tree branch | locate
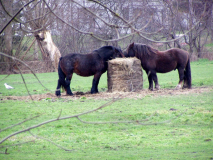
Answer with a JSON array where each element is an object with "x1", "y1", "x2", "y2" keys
[
  {"x1": 0, "y1": 140, "x2": 35, "y2": 149},
  {"x1": 0, "y1": 115, "x2": 40, "y2": 133},
  {"x1": 28, "y1": 131, "x2": 72, "y2": 151},
  {"x1": 0, "y1": 95, "x2": 121, "y2": 144},
  {"x1": 76, "y1": 110, "x2": 185, "y2": 125},
  {"x1": 0, "y1": 52, "x2": 51, "y2": 92},
  {"x1": 0, "y1": 0, "x2": 36, "y2": 34}
]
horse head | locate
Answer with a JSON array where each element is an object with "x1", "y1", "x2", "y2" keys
[
  {"x1": 97, "y1": 46, "x2": 124, "y2": 60},
  {"x1": 127, "y1": 43, "x2": 157, "y2": 59},
  {"x1": 126, "y1": 42, "x2": 136, "y2": 57},
  {"x1": 123, "y1": 51, "x2": 128, "y2": 57},
  {"x1": 113, "y1": 47, "x2": 125, "y2": 59}
]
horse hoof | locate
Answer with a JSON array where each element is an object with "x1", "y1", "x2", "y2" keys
[
  {"x1": 182, "y1": 84, "x2": 188, "y2": 89},
  {"x1": 175, "y1": 84, "x2": 181, "y2": 90},
  {"x1": 66, "y1": 90, "x2": 73, "y2": 96},
  {"x1": 67, "y1": 93, "x2": 73, "y2": 96},
  {"x1": 155, "y1": 85, "x2": 160, "y2": 90},
  {"x1": 91, "y1": 91, "x2": 98, "y2": 94},
  {"x1": 55, "y1": 91, "x2": 61, "y2": 96}
]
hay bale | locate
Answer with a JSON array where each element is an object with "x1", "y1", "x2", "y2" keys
[{"x1": 107, "y1": 57, "x2": 143, "y2": 92}]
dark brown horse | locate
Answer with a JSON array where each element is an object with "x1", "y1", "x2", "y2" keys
[
  {"x1": 125, "y1": 43, "x2": 191, "y2": 90},
  {"x1": 55, "y1": 46, "x2": 124, "y2": 96}
]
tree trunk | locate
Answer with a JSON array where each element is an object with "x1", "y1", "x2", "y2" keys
[
  {"x1": 34, "y1": 40, "x2": 39, "y2": 60},
  {"x1": 3, "y1": 0, "x2": 13, "y2": 71},
  {"x1": 188, "y1": 0, "x2": 194, "y2": 55}
]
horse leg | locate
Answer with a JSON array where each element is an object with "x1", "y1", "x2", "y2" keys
[
  {"x1": 183, "y1": 71, "x2": 188, "y2": 88},
  {"x1": 91, "y1": 72, "x2": 102, "y2": 94},
  {"x1": 152, "y1": 72, "x2": 160, "y2": 90},
  {"x1": 146, "y1": 71, "x2": 154, "y2": 90},
  {"x1": 175, "y1": 68, "x2": 184, "y2": 89},
  {"x1": 183, "y1": 59, "x2": 192, "y2": 89},
  {"x1": 56, "y1": 62, "x2": 66, "y2": 96},
  {"x1": 56, "y1": 79, "x2": 62, "y2": 96},
  {"x1": 65, "y1": 73, "x2": 73, "y2": 95}
]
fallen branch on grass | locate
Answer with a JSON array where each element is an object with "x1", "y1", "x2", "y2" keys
[
  {"x1": 0, "y1": 54, "x2": 186, "y2": 152},
  {"x1": 0, "y1": 115, "x2": 40, "y2": 133},
  {"x1": 75, "y1": 110, "x2": 185, "y2": 125},
  {"x1": 28, "y1": 131, "x2": 72, "y2": 151},
  {"x1": 0, "y1": 95, "x2": 186, "y2": 145},
  {"x1": 0, "y1": 140, "x2": 35, "y2": 149},
  {"x1": 0, "y1": 140, "x2": 35, "y2": 154}
]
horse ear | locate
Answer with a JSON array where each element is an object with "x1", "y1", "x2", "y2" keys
[{"x1": 130, "y1": 42, "x2": 134, "y2": 48}]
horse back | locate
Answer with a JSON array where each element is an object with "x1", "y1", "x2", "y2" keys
[
  {"x1": 154, "y1": 48, "x2": 189, "y2": 73},
  {"x1": 60, "y1": 53, "x2": 106, "y2": 77}
]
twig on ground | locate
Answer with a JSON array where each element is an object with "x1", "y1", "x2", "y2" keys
[
  {"x1": 0, "y1": 115, "x2": 40, "y2": 132},
  {"x1": 75, "y1": 110, "x2": 184, "y2": 125},
  {"x1": 0, "y1": 140, "x2": 35, "y2": 149},
  {"x1": 28, "y1": 131, "x2": 72, "y2": 151}
]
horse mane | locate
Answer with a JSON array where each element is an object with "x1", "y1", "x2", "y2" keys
[
  {"x1": 133, "y1": 44, "x2": 157, "y2": 59},
  {"x1": 95, "y1": 46, "x2": 122, "y2": 59},
  {"x1": 95, "y1": 46, "x2": 114, "y2": 53}
]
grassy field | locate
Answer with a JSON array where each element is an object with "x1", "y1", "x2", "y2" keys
[{"x1": 0, "y1": 59, "x2": 213, "y2": 159}]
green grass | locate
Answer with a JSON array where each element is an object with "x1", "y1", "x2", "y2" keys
[
  {"x1": 0, "y1": 59, "x2": 213, "y2": 159},
  {"x1": 0, "y1": 70, "x2": 109, "y2": 96},
  {"x1": 205, "y1": 43, "x2": 213, "y2": 47},
  {"x1": 0, "y1": 59, "x2": 213, "y2": 96}
]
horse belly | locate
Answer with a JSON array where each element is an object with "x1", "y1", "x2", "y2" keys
[
  {"x1": 73, "y1": 61, "x2": 105, "y2": 77},
  {"x1": 73, "y1": 66, "x2": 94, "y2": 77},
  {"x1": 156, "y1": 61, "x2": 177, "y2": 73}
]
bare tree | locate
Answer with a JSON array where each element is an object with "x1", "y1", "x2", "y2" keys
[
  {"x1": 1, "y1": 0, "x2": 211, "y2": 73},
  {"x1": 1, "y1": 0, "x2": 210, "y2": 154},
  {"x1": 161, "y1": 0, "x2": 213, "y2": 57},
  {"x1": 0, "y1": 0, "x2": 13, "y2": 71}
]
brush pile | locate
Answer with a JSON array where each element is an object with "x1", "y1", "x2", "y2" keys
[{"x1": 107, "y1": 57, "x2": 143, "y2": 92}]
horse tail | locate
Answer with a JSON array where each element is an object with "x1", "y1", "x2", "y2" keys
[
  {"x1": 58, "y1": 57, "x2": 66, "y2": 89},
  {"x1": 56, "y1": 57, "x2": 66, "y2": 96},
  {"x1": 185, "y1": 58, "x2": 192, "y2": 89}
]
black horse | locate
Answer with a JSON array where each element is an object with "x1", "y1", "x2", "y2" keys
[
  {"x1": 126, "y1": 43, "x2": 191, "y2": 90},
  {"x1": 55, "y1": 46, "x2": 124, "y2": 96}
]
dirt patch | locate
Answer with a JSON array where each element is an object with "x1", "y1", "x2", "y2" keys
[{"x1": 2, "y1": 86, "x2": 213, "y2": 101}]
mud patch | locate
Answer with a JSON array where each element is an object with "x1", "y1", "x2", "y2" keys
[{"x1": 2, "y1": 86, "x2": 212, "y2": 101}]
